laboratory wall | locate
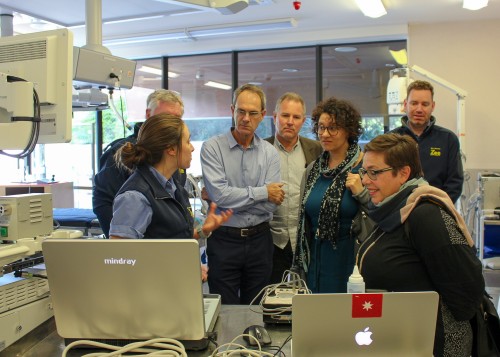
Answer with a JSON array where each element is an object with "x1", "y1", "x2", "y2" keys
[{"x1": 408, "y1": 19, "x2": 500, "y2": 172}]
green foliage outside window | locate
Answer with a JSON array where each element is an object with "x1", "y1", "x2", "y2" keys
[
  {"x1": 185, "y1": 116, "x2": 273, "y2": 142},
  {"x1": 298, "y1": 116, "x2": 385, "y2": 143},
  {"x1": 359, "y1": 116, "x2": 385, "y2": 143},
  {"x1": 71, "y1": 99, "x2": 132, "y2": 145}
]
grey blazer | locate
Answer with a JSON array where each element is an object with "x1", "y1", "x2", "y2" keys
[{"x1": 265, "y1": 135, "x2": 322, "y2": 249}]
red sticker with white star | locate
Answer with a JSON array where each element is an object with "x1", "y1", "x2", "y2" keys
[{"x1": 352, "y1": 294, "x2": 383, "y2": 318}]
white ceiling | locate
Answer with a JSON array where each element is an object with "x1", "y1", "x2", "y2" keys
[
  {"x1": 1, "y1": 0, "x2": 498, "y2": 98},
  {"x1": 1, "y1": 0, "x2": 499, "y2": 60}
]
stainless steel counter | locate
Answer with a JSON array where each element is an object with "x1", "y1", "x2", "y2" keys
[{"x1": 0, "y1": 306, "x2": 292, "y2": 356}]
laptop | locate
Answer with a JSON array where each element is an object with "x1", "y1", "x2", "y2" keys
[
  {"x1": 291, "y1": 291, "x2": 439, "y2": 357},
  {"x1": 42, "y1": 238, "x2": 221, "y2": 350}
]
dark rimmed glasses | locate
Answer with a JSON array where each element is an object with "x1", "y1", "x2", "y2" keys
[
  {"x1": 317, "y1": 124, "x2": 340, "y2": 135},
  {"x1": 358, "y1": 167, "x2": 393, "y2": 181}
]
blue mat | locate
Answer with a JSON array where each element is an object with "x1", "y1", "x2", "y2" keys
[{"x1": 53, "y1": 208, "x2": 100, "y2": 229}]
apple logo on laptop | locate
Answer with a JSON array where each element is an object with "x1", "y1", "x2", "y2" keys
[{"x1": 355, "y1": 327, "x2": 373, "y2": 346}]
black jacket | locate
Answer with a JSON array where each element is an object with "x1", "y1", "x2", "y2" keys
[{"x1": 359, "y1": 202, "x2": 484, "y2": 356}]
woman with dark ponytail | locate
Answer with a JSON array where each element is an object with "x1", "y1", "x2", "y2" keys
[{"x1": 109, "y1": 113, "x2": 232, "y2": 247}]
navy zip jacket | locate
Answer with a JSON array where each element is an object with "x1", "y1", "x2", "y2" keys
[
  {"x1": 391, "y1": 116, "x2": 463, "y2": 203},
  {"x1": 116, "y1": 165, "x2": 194, "y2": 239}
]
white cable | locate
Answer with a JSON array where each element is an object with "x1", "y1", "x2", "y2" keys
[
  {"x1": 249, "y1": 270, "x2": 311, "y2": 316},
  {"x1": 61, "y1": 338, "x2": 188, "y2": 357},
  {"x1": 465, "y1": 190, "x2": 481, "y2": 233},
  {"x1": 210, "y1": 334, "x2": 275, "y2": 357},
  {"x1": 108, "y1": 89, "x2": 132, "y2": 130}
]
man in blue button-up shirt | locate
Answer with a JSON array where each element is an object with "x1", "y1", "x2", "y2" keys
[{"x1": 201, "y1": 84, "x2": 285, "y2": 304}]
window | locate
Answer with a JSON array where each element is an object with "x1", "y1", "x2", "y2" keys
[
  {"x1": 128, "y1": 58, "x2": 163, "y2": 125},
  {"x1": 322, "y1": 41, "x2": 406, "y2": 141},
  {"x1": 0, "y1": 156, "x2": 25, "y2": 183},
  {"x1": 238, "y1": 47, "x2": 317, "y2": 139},
  {"x1": 43, "y1": 111, "x2": 97, "y2": 208},
  {"x1": 123, "y1": 42, "x2": 407, "y2": 176},
  {"x1": 0, "y1": 40, "x2": 406, "y2": 210},
  {"x1": 168, "y1": 53, "x2": 233, "y2": 176}
]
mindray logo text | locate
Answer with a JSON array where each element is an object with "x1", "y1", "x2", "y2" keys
[{"x1": 104, "y1": 258, "x2": 136, "y2": 266}]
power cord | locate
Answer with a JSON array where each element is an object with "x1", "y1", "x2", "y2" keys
[
  {"x1": 272, "y1": 334, "x2": 292, "y2": 357},
  {"x1": 208, "y1": 334, "x2": 219, "y2": 349},
  {"x1": 0, "y1": 75, "x2": 41, "y2": 158},
  {"x1": 108, "y1": 87, "x2": 132, "y2": 132},
  {"x1": 249, "y1": 270, "x2": 311, "y2": 318},
  {"x1": 61, "y1": 338, "x2": 188, "y2": 356},
  {"x1": 210, "y1": 334, "x2": 275, "y2": 356}
]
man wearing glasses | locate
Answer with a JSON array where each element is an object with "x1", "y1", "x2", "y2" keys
[{"x1": 200, "y1": 84, "x2": 284, "y2": 304}]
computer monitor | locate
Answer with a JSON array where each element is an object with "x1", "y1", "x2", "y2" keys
[{"x1": 0, "y1": 28, "x2": 73, "y2": 150}]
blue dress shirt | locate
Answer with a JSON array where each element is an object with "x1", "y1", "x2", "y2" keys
[{"x1": 200, "y1": 129, "x2": 281, "y2": 228}]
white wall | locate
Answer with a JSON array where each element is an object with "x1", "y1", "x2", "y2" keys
[{"x1": 408, "y1": 19, "x2": 500, "y2": 171}]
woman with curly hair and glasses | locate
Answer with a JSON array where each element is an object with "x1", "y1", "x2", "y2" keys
[{"x1": 293, "y1": 97, "x2": 365, "y2": 293}]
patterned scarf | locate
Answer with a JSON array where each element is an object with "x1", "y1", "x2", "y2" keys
[
  {"x1": 366, "y1": 179, "x2": 473, "y2": 247},
  {"x1": 294, "y1": 143, "x2": 361, "y2": 272}
]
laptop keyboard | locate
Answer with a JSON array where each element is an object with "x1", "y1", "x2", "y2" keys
[{"x1": 202, "y1": 297, "x2": 220, "y2": 332}]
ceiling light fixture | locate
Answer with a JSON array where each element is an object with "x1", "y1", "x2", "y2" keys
[
  {"x1": 463, "y1": 0, "x2": 488, "y2": 10},
  {"x1": 138, "y1": 65, "x2": 179, "y2": 78},
  {"x1": 354, "y1": 0, "x2": 387, "y2": 18},
  {"x1": 141, "y1": 77, "x2": 162, "y2": 81},
  {"x1": 138, "y1": 66, "x2": 162, "y2": 75},
  {"x1": 104, "y1": 18, "x2": 297, "y2": 46},
  {"x1": 335, "y1": 46, "x2": 358, "y2": 53},
  {"x1": 204, "y1": 81, "x2": 232, "y2": 90}
]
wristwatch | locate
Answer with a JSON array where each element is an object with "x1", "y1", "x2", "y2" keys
[{"x1": 196, "y1": 226, "x2": 212, "y2": 240}]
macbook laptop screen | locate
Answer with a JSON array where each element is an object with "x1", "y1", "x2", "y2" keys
[{"x1": 292, "y1": 291, "x2": 439, "y2": 357}]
